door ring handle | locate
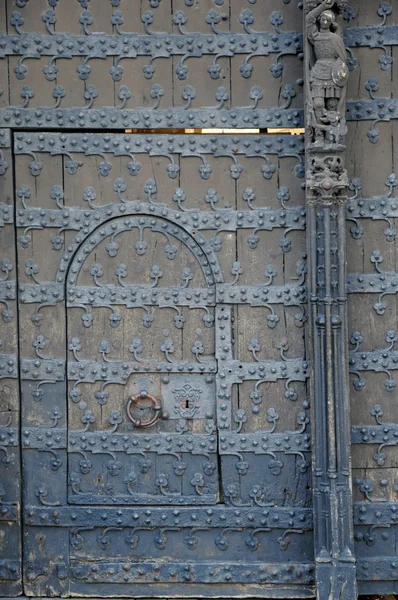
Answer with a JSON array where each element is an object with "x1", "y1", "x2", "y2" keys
[{"x1": 126, "y1": 390, "x2": 167, "y2": 428}]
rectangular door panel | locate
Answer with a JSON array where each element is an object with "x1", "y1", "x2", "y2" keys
[
  {"x1": 15, "y1": 130, "x2": 312, "y2": 597},
  {"x1": 1, "y1": 1, "x2": 304, "y2": 131}
]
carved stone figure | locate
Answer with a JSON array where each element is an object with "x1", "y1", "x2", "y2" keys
[
  {"x1": 318, "y1": 108, "x2": 347, "y2": 145},
  {"x1": 306, "y1": 0, "x2": 349, "y2": 147}
]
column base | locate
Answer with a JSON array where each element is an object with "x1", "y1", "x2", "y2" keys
[{"x1": 316, "y1": 560, "x2": 357, "y2": 600}]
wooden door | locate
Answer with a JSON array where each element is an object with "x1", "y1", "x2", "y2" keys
[
  {"x1": 12, "y1": 125, "x2": 311, "y2": 596},
  {"x1": 2, "y1": 1, "x2": 397, "y2": 599},
  {"x1": 344, "y1": 1, "x2": 398, "y2": 595},
  {"x1": 0, "y1": 0, "x2": 315, "y2": 597}
]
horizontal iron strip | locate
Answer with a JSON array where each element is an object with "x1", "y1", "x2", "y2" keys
[
  {"x1": 22, "y1": 503, "x2": 398, "y2": 528},
  {"x1": 13, "y1": 131, "x2": 305, "y2": 156},
  {"x1": 1, "y1": 108, "x2": 303, "y2": 131},
  {"x1": 17, "y1": 282, "x2": 307, "y2": 307},
  {"x1": 19, "y1": 427, "x2": 309, "y2": 453},
  {"x1": 1, "y1": 26, "x2": 396, "y2": 58},
  {"x1": 69, "y1": 560, "x2": 314, "y2": 585},
  {"x1": 3, "y1": 98, "x2": 397, "y2": 131},
  {"x1": 12, "y1": 424, "x2": 398, "y2": 450},
  {"x1": 0, "y1": 31, "x2": 302, "y2": 58},
  {"x1": 23, "y1": 505, "x2": 312, "y2": 528},
  {"x1": 15, "y1": 206, "x2": 306, "y2": 236}
]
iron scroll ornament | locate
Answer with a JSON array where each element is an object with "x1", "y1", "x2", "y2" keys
[{"x1": 126, "y1": 390, "x2": 169, "y2": 429}]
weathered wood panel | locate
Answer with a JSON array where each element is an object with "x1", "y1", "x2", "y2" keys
[
  {"x1": 0, "y1": 0, "x2": 304, "y2": 130},
  {"x1": 345, "y1": 2, "x2": 398, "y2": 596},
  {"x1": 0, "y1": 129, "x2": 21, "y2": 596}
]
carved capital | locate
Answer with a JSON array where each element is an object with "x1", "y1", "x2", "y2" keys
[{"x1": 306, "y1": 153, "x2": 349, "y2": 204}]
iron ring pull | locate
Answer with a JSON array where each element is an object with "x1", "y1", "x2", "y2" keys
[{"x1": 126, "y1": 390, "x2": 162, "y2": 429}]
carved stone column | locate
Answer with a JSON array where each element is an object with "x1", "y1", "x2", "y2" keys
[{"x1": 304, "y1": 1, "x2": 357, "y2": 598}]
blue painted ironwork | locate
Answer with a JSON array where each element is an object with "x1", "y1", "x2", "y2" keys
[
  {"x1": 0, "y1": 0, "x2": 397, "y2": 598},
  {"x1": 11, "y1": 122, "x2": 311, "y2": 594}
]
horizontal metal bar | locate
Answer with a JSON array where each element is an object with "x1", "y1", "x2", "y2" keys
[
  {"x1": 4, "y1": 98, "x2": 398, "y2": 131},
  {"x1": 357, "y1": 557, "x2": 398, "y2": 581},
  {"x1": 354, "y1": 502, "x2": 398, "y2": 526},
  {"x1": 0, "y1": 354, "x2": 18, "y2": 380},
  {"x1": 219, "y1": 431, "x2": 310, "y2": 454},
  {"x1": 0, "y1": 426, "x2": 18, "y2": 446},
  {"x1": 23, "y1": 505, "x2": 312, "y2": 528},
  {"x1": 20, "y1": 357, "x2": 64, "y2": 382},
  {"x1": 6, "y1": 100, "x2": 398, "y2": 129},
  {"x1": 69, "y1": 560, "x2": 314, "y2": 585},
  {"x1": 1, "y1": 26, "x2": 396, "y2": 60},
  {"x1": 349, "y1": 348, "x2": 398, "y2": 373},
  {"x1": 68, "y1": 430, "x2": 217, "y2": 454},
  {"x1": 346, "y1": 98, "x2": 398, "y2": 123},
  {"x1": 22, "y1": 503, "x2": 398, "y2": 528},
  {"x1": 15, "y1": 206, "x2": 306, "y2": 235},
  {"x1": 4, "y1": 100, "x2": 398, "y2": 131},
  {"x1": 13, "y1": 132, "x2": 304, "y2": 156},
  {"x1": 347, "y1": 194, "x2": 398, "y2": 219},
  {"x1": 347, "y1": 272, "x2": 398, "y2": 294},
  {"x1": 19, "y1": 282, "x2": 306, "y2": 308},
  {"x1": 0, "y1": 204, "x2": 13, "y2": 227},
  {"x1": 68, "y1": 358, "x2": 217, "y2": 381},
  {"x1": 0, "y1": 281, "x2": 16, "y2": 304},
  {"x1": 1, "y1": 107, "x2": 304, "y2": 131},
  {"x1": 0, "y1": 31, "x2": 302, "y2": 58},
  {"x1": 68, "y1": 492, "x2": 219, "y2": 506},
  {"x1": 21, "y1": 427, "x2": 66, "y2": 449},
  {"x1": 221, "y1": 358, "x2": 309, "y2": 384},
  {"x1": 0, "y1": 504, "x2": 19, "y2": 523},
  {"x1": 21, "y1": 423, "x2": 397, "y2": 451},
  {"x1": 351, "y1": 424, "x2": 398, "y2": 445},
  {"x1": 19, "y1": 282, "x2": 64, "y2": 304},
  {"x1": 18, "y1": 356, "x2": 308, "y2": 383},
  {"x1": 216, "y1": 284, "x2": 306, "y2": 306},
  {"x1": 67, "y1": 286, "x2": 211, "y2": 308},
  {"x1": 22, "y1": 427, "x2": 311, "y2": 453},
  {"x1": 345, "y1": 25, "x2": 398, "y2": 48}
]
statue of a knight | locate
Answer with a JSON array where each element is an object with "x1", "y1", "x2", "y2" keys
[{"x1": 306, "y1": 0, "x2": 349, "y2": 146}]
